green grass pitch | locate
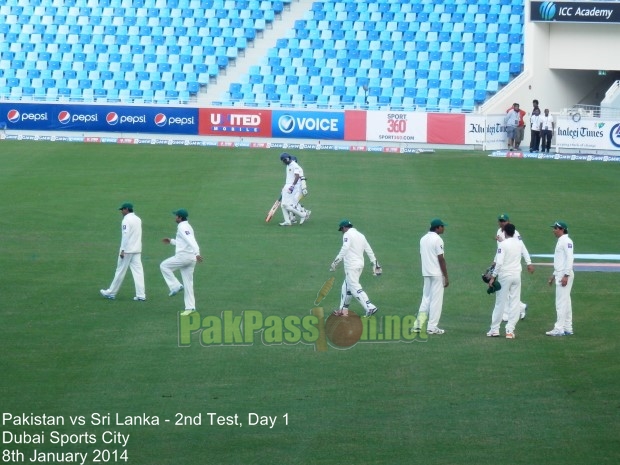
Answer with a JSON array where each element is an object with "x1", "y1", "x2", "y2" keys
[{"x1": 1, "y1": 140, "x2": 619, "y2": 465}]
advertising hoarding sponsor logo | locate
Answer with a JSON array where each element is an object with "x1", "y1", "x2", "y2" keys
[
  {"x1": 199, "y1": 109, "x2": 270, "y2": 137},
  {"x1": 7, "y1": 109, "x2": 48, "y2": 123},
  {"x1": 609, "y1": 123, "x2": 620, "y2": 148},
  {"x1": 366, "y1": 111, "x2": 427, "y2": 143},
  {"x1": 272, "y1": 111, "x2": 344, "y2": 140}
]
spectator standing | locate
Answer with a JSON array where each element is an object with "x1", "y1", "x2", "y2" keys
[{"x1": 540, "y1": 109, "x2": 555, "y2": 153}]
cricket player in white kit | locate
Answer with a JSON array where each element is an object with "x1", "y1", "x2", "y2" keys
[
  {"x1": 330, "y1": 220, "x2": 380, "y2": 317},
  {"x1": 100, "y1": 202, "x2": 145, "y2": 301},
  {"x1": 546, "y1": 221, "x2": 574, "y2": 336},
  {"x1": 279, "y1": 153, "x2": 311, "y2": 226},
  {"x1": 160, "y1": 209, "x2": 203, "y2": 316},
  {"x1": 413, "y1": 219, "x2": 449, "y2": 335},
  {"x1": 493, "y1": 214, "x2": 534, "y2": 320},
  {"x1": 487, "y1": 223, "x2": 533, "y2": 338}
]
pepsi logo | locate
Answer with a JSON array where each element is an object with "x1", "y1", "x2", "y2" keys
[
  {"x1": 106, "y1": 112, "x2": 119, "y2": 125},
  {"x1": 58, "y1": 111, "x2": 71, "y2": 124},
  {"x1": 154, "y1": 113, "x2": 167, "y2": 127},
  {"x1": 7, "y1": 109, "x2": 20, "y2": 123}
]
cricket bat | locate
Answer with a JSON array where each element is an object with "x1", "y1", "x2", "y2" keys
[
  {"x1": 265, "y1": 195, "x2": 282, "y2": 222},
  {"x1": 314, "y1": 276, "x2": 335, "y2": 306}
]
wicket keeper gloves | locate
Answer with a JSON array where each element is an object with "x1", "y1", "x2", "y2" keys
[
  {"x1": 329, "y1": 258, "x2": 342, "y2": 272},
  {"x1": 373, "y1": 261, "x2": 383, "y2": 276},
  {"x1": 481, "y1": 265, "x2": 495, "y2": 283}
]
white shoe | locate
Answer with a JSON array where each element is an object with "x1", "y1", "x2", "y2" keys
[
  {"x1": 169, "y1": 285, "x2": 183, "y2": 297},
  {"x1": 100, "y1": 289, "x2": 115, "y2": 300},
  {"x1": 546, "y1": 329, "x2": 565, "y2": 336},
  {"x1": 300, "y1": 210, "x2": 311, "y2": 224},
  {"x1": 133, "y1": 296, "x2": 146, "y2": 301},
  {"x1": 486, "y1": 330, "x2": 500, "y2": 337},
  {"x1": 180, "y1": 309, "x2": 195, "y2": 316},
  {"x1": 506, "y1": 332, "x2": 515, "y2": 339},
  {"x1": 427, "y1": 327, "x2": 445, "y2": 335},
  {"x1": 279, "y1": 221, "x2": 292, "y2": 226},
  {"x1": 364, "y1": 306, "x2": 378, "y2": 317}
]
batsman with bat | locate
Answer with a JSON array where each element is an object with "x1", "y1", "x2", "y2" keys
[
  {"x1": 329, "y1": 219, "x2": 381, "y2": 318},
  {"x1": 278, "y1": 153, "x2": 311, "y2": 226}
]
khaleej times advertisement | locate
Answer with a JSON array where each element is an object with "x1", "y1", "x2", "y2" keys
[
  {"x1": 465, "y1": 114, "x2": 507, "y2": 149},
  {"x1": 556, "y1": 116, "x2": 620, "y2": 150},
  {"x1": 365, "y1": 111, "x2": 427, "y2": 143}
]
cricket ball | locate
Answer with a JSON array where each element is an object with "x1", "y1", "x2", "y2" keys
[{"x1": 325, "y1": 311, "x2": 363, "y2": 348}]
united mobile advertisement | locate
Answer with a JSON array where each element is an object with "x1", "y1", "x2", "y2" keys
[
  {"x1": 556, "y1": 117, "x2": 620, "y2": 150},
  {"x1": 0, "y1": 103, "x2": 198, "y2": 134},
  {"x1": 198, "y1": 108, "x2": 272, "y2": 137},
  {"x1": 271, "y1": 110, "x2": 345, "y2": 140},
  {"x1": 365, "y1": 111, "x2": 427, "y2": 143}
]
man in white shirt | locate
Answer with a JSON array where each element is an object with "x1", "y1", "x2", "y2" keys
[
  {"x1": 279, "y1": 153, "x2": 311, "y2": 226},
  {"x1": 100, "y1": 202, "x2": 145, "y2": 301},
  {"x1": 492, "y1": 213, "x2": 534, "y2": 320},
  {"x1": 330, "y1": 219, "x2": 379, "y2": 317},
  {"x1": 413, "y1": 218, "x2": 449, "y2": 335},
  {"x1": 160, "y1": 209, "x2": 203, "y2": 316},
  {"x1": 546, "y1": 221, "x2": 574, "y2": 336},
  {"x1": 529, "y1": 108, "x2": 542, "y2": 152},
  {"x1": 540, "y1": 109, "x2": 555, "y2": 153},
  {"x1": 487, "y1": 223, "x2": 534, "y2": 339}
]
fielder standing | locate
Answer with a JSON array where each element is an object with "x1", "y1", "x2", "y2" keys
[
  {"x1": 100, "y1": 202, "x2": 145, "y2": 301},
  {"x1": 546, "y1": 221, "x2": 574, "y2": 336},
  {"x1": 330, "y1": 219, "x2": 380, "y2": 317},
  {"x1": 486, "y1": 224, "x2": 532, "y2": 339},
  {"x1": 160, "y1": 209, "x2": 203, "y2": 316},
  {"x1": 413, "y1": 218, "x2": 449, "y2": 335},
  {"x1": 492, "y1": 214, "x2": 534, "y2": 320},
  {"x1": 279, "y1": 153, "x2": 311, "y2": 226}
]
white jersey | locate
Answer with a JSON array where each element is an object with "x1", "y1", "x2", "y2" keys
[
  {"x1": 420, "y1": 231, "x2": 444, "y2": 277},
  {"x1": 494, "y1": 236, "x2": 528, "y2": 277},
  {"x1": 494, "y1": 227, "x2": 531, "y2": 265},
  {"x1": 553, "y1": 234, "x2": 574, "y2": 277},
  {"x1": 284, "y1": 160, "x2": 302, "y2": 186},
  {"x1": 540, "y1": 114, "x2": 554, "y2": 131},
  {"x1": 120, "y1": 212, "x2": 142, "y2": 253},
  {"x1": 171, "y1": 221, "x2": 201, "y2": 257},
  {"x1": 530, "y1": 114, "x2": 541, "y2": 131},
  {"x1": 335, "y1": 228, "x2": 376, "y2": 268}
]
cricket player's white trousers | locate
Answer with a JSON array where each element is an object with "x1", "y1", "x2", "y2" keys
[
  {"x1": 340, "y1": 266, "x2": 374, "y2": 312},
  {"x1": 108, "y1": 253, "x2": 145, "y2": 298},
  {"x1": 553, "y1": 275, "x2": 573, "y2": 332},
  {"x1": 417, "y1": 276, "x2": 444, "y2": 330},
  {"x1": 160, "y1": 254, "x2": 197, "y2": 310},
  {"x1": 490, "y1": 272, "x2": 521, "y2": 334}
]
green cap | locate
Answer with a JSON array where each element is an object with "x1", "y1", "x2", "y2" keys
[
  {"x1": 551, "y1": 221, "x2": 568, "y2": 230},
  {"x1": 173, "y1": 208, "x2": 189, "y2": 218},
  {"x1": 430, "y1": 218, "x2": 447, "y2": 228},
  {"x1": 498, "y1": 213, "x2": 509, "y2": 221},
  {"x1": 119, "y1": 202, "x2": 133, "y2": 210},
  {"x1": 338, "y1": 219, "x2": 353, "y2": 231}
]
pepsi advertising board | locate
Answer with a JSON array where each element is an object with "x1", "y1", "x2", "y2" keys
[
  {"x1": 1, "y1": 104, "x2": 198, "y2": 134},
  {"x1": 271, "y1": 110, "x2": 345, "y2": 140}
]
